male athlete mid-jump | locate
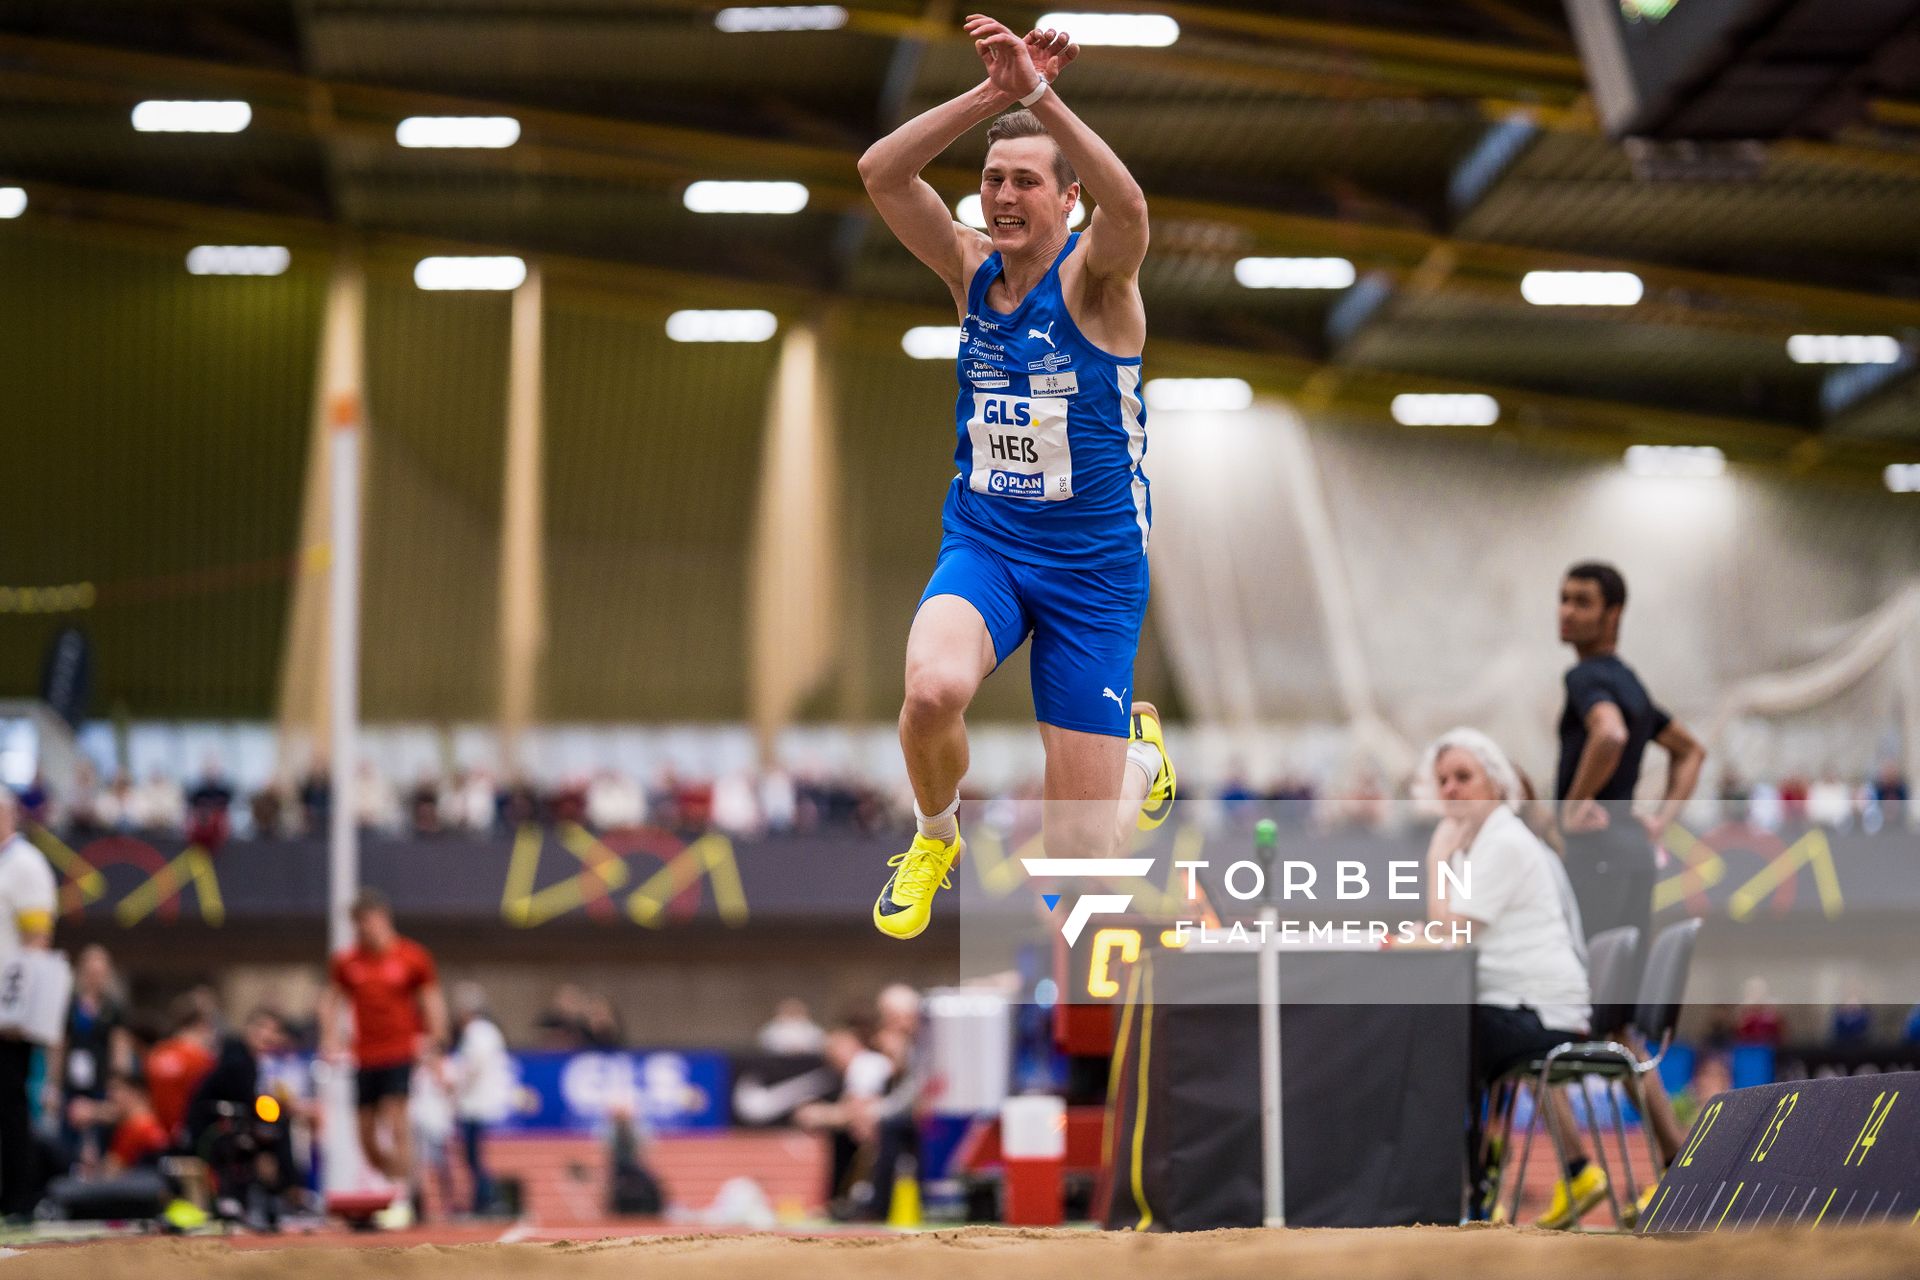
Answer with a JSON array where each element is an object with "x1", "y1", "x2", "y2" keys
[{"x1": 858, "y1": 15, "x2": 1173, "y2": 938}]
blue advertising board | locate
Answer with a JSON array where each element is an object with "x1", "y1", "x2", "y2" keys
[{"x1": 499, "y1": 1050, "x2": 730, "y2": 1134}]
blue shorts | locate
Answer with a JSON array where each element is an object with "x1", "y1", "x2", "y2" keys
[{"x1": 918, "y1": 535, "x2": 1148, "y2": 737}]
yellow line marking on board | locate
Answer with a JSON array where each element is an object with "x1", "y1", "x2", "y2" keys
[
  {"x1": 1642, "y1": 1184, "x2": 1671, "y2": 1230},
  {"x1": 1715, "y1": 1183, "x2": 1744, "y2": 1231}
]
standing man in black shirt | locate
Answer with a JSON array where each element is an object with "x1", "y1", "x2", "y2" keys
[{"x1": 1555, "y1": 562, "x2": 1706, "y2": 993}]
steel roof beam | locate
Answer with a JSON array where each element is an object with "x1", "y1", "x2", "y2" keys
[
  {"x1": 6, "y1": 30, "x2": 1917, "y2": 333},
  {"x1": 15, "y1": 176, "x2": 1913, "y2": 478}
]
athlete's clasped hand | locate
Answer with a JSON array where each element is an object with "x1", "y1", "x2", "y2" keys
[
  {"x1": 1024, "y1": 24, "x2": 1080, "y2": 85},
  {"x1": 965, "y1": 14, "x2": 1079, "y2": 98}
]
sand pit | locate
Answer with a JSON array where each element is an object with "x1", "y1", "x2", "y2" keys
[{"x1": 8, "y1": 1225, "x2": 1920, "y2": 1280}]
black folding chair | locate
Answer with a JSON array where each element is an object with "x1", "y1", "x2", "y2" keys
[
  {"x1": 1493, "y1": 917, "x2": 1703, "y2": 1229},
  {"x1": 1481, "y1": 925, "x2": 1638, "y2": 1221}
]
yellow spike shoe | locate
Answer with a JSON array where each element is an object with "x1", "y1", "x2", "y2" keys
[
  {"x1": 1132, "y1": 701, "x2": 1177, "y2": 831},
  {"x1": 1536, "y1": 1163, "x2": 1608, "y2": 1230},
  {"x1": 1620, "y1": 1180, "x2": 1658, "y2": 1229},
  {"x1": 873, "y1": 831, "x2": 962, "y2": 940}
]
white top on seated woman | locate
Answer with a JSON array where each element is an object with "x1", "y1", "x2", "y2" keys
[{"x1": 1421, "y1": 727, "x2": 1591, "y2": 1037}]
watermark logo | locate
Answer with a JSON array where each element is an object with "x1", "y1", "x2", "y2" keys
[
  {"x1": 1021, "y1": 857, "x2": 1154, "y2": 945},
  {"x1": 1020, "y1": 850, "x2": 1477, "y2": 949}
]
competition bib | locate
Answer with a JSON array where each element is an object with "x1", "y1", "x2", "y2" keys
[
  {"x1": 964, "y1": 392, "x2": 1072, "y2": 502},
  {"x1": 0, "y1": 950, "x2": 73, "y2": 1046}
]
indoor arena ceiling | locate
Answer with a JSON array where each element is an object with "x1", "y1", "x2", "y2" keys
[{"x1": 2, "y1": 0, "x2": 1919, "y2": 468}]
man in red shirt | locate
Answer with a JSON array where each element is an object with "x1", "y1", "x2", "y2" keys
[
  {"x1": 145, "y1": 999, "x2": 217, "y2": 1141},
  {"x1": 103, "y1": 1070, "x2": 170, "y2": 1173},
  {"x1": 320, "y1": 889, "x2": 447, "y2": 1223}
]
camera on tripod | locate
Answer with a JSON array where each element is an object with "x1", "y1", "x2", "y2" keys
[{"x1": 196, "y1": 1095, "x2": 290, "y2": 1230}]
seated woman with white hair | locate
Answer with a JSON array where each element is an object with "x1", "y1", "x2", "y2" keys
[{"x1": 1421, "y1": 727, "x2": 1606, "y2": 1229}]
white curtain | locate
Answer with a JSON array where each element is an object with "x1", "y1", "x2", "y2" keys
[{"x1": 1146, "y1": 399, "x2": 1920, "y2": 798}]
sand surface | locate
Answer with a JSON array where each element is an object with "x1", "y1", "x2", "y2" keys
[{"x1": 7, "y1": 1224, "x2": 1920, "y2": 1280}]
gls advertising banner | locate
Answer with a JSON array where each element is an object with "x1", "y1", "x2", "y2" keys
[{"x1": 499, "y1": 1050, "x2": 730, "y2": 1134}]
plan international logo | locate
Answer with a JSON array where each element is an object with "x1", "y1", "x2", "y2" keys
[{"x1": 988, "y1": 470, "x2": 1047, "y2": 498}]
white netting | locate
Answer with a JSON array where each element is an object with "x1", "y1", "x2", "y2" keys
[{"x1": 1145, "y1": 399, "x2": 1920, "y2": 806}]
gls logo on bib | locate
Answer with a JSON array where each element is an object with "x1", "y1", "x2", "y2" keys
[{"x1": 966, "y1": 392, "x2": 1072, "y2": 502}]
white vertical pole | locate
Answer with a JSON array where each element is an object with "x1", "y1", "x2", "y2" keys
[
  {"x1": 327, "y1": 412, "x2": 360, "y2": 956},
  {"x1": 1258, "y1": 904, "x2": 1284, "y2": 1227},
  {"x1": 317, "y1": 258, "x2": 373, "y2": 1204},
  {"x1": 499, "y1": 264, "x2": 546, "y2": 775}
]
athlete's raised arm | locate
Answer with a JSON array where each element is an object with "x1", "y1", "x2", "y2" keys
[
  {"x1": 965, "y1": 14, "x2": 1147, "y2": 283},
  {"x1": 857, "y1": 24, "x2": 1077, "y2": 308}
]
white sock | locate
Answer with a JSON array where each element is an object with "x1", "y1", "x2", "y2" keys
[
  {"x1": 1127, "y1": 741, "x2": 1163, "y2": 789},
  {"x1": 915, "y1": 794, "x2": 960, "y2": 843}
]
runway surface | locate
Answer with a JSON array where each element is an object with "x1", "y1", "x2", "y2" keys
[{"x1": 7, "y1": 1223, "x2": 1920, "y2": 1280}]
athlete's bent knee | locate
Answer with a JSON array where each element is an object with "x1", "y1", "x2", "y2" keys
[
  {"x1": 901, "y1": 665, "x2": 974, "y2": 729},
  {"x1": 1042, "y1": 807, "x2": 1111, "y2": 861}
]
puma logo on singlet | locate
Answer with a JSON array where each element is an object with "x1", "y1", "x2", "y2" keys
[{"x1": 1028, "y1": 321, "x2": 1057, "y2": 349}]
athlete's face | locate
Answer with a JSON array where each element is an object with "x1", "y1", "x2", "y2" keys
[
  {"x1": 1433, "y1": 747, "x2": 1501, "y2": 822},
  {"x1": 981, "y1": 138, "x2": 1075, "y2": 252},
  {"x1": 1558, "y1": 576, "x2": 1616, "y2": 647},
  {"x1": 353, "y1": 906, "x2": 396, "y2": 951},
  {"x1": 245, "y1": 1012, "x2": 287, "y2": 1056},
  {"x1": 77, "y1": 946, "x2": 112, "y2": 994}
]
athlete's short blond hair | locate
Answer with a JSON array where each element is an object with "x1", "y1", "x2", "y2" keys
[{"x1": 985, "y1": 110, "x2": 1076, "y2": 192}]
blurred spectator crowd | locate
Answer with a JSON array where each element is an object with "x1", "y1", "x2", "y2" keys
[
  {"x1": 26, "y1": 759, "x2": 899, "y2": 844},
  {"x1": 1714, "y1": 763, "x2": 1910, "y2": 835},
  {"x1": 8, "y1": 750, "x2": 1908, "y2": 845}
]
